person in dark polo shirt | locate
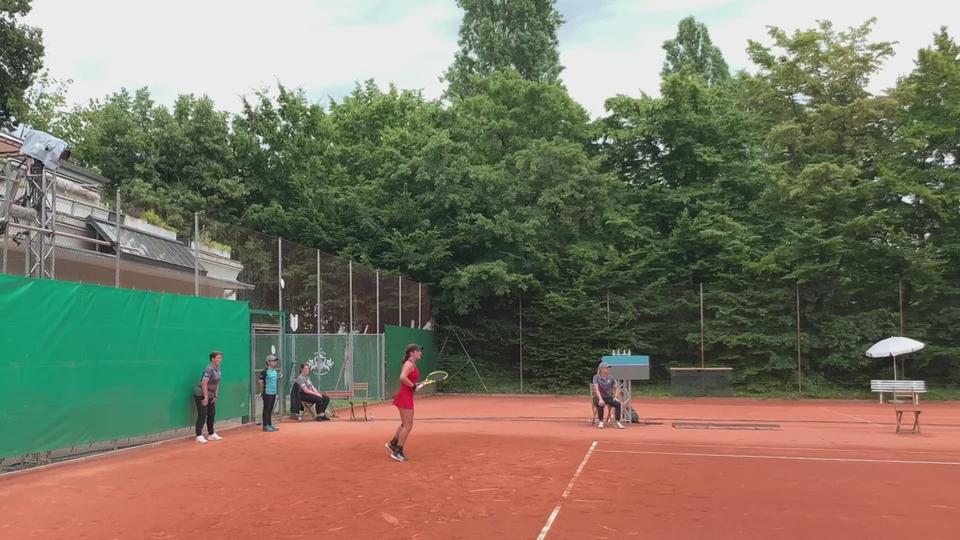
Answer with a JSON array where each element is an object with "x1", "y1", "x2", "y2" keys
[{"x1": 193, "y1": 351, "x2": 224, "y2": 443}]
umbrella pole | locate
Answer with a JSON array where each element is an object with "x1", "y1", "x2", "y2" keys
[{"x1": 893, "y1": 355, "x2": 897, "y2": 380}]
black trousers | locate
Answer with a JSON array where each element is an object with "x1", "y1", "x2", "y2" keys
[
  {"x1": 262, "y1": 394, "x2": 277, "y2": 426},
  {"x1": 593, "y1": 396, "x2": 621, "y2": 422},
  {"x1": 300, "y1": 393, "x2": 330, "y2": 417},
  {"x1": 194, "y1": 395, "x2": 217, "y2": 436}
]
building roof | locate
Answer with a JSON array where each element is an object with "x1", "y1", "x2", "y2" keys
[
  {"x1": 89, "y1": 217, "x2": 206, "y2": 274},
  {"x1": 0, "y1": 136, "x2": 19, "y2": 157}
]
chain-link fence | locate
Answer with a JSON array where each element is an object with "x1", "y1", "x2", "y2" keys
[{"x1": 504, "y1": 278, "x2": 960, "y2": 395}]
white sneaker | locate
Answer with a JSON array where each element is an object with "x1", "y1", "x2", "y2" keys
[
  {"x1": 597, "y1": 421, "x2": 604, "y2": 429},
  {"x1": 195, "y1": 435, "x2": 208, "y2": 444},
  {"x1": 616, "y1": 422, "x2": 625, "y2": 429},
  {"x1": 207, "y1": 433, "x2": 223, "y2": 441}
]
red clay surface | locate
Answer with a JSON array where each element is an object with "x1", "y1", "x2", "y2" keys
[{"x1": 2, "y1": 396, "x2": 960, "y2": 539}]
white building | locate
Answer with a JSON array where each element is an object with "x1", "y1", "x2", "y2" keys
[{"x1": 0, "y1": 131, "x2": 249, "y2": 298}]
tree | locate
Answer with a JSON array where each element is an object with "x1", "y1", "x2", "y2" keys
[
  {"x1": 12, "y1": 71, "x2": 71, "y2": 132},
  {"x1": 0, "y1": 0, "x2": 44, "y2": 128},
  {"x1": 662, "y1": 16, "x2": 729, "y2": 86},
  {"x1": 59, "y1": 88, "x2": 162, "y2": 190},
  {"x1": 52, "y1": 88, "x2": 244, "y2": 233},
  {"x1": 746, "y1": 20, "x2": 915, "y2": 383},
  {"x1": 444, "y1": 0, "x2": 564, "y2": 98},
  {"x1": 887, "y1": 28, "x2": 960, "y2": 381}
]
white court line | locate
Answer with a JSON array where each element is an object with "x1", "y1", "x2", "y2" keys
[
  {"x1": 597, "y1": 441, "x2": 957, "y2": 456},
  {"x1": 536, "y1": 440, "x2": 597, "y2": 540},
  {"x1": 824, "y1": 407, "x2": 881, "y2": 426},
  {"x1": 594, "y1": 449, "x2": 960, "y2": 465}
]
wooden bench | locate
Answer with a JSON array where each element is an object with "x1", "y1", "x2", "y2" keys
[
  {"x1": 322, "y1": 384, "x2": 371, "y2": 421},
  {"x1": 870, "y1": 380, "x2": 926, "y2": 434},
  {"x1": 292, "y1": 383, "x2": 371, "y2": 421}
]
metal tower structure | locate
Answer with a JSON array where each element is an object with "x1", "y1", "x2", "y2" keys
[{"x1": 1, "y1": 129, "x2": 68, "y2": 278}]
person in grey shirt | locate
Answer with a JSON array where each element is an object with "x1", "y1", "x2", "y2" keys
[
  {"x1": 295, "y1": 363, "x2": 331, "y2": 421},
  {"x1": 592, "y1": 361, "x2": 625, "y2": 429},
  {"x1": 193, "y1": 351, "x2": 224, "y2": 443}
]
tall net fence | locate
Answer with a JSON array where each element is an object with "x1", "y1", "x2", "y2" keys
[
  {"x1": 641, "y1": 279, "x2": 955, "y2": 393},
  {"x1": 452, "y1": 278, "x2": 960, "y2": 396}
]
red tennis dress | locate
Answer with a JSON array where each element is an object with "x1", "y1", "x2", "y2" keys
[{"x1": 392, "y1": 363, "x2": 419, "y2": 410}]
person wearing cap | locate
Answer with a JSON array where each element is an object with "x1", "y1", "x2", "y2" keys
[
  {"x1": 386, "y1": 343, "x2": 422, "y2": 462},
  {"x1": 257, "y1": 354, "x2": 281, "y2": 432},
  {"x1": 593, "y1": 361, "x2": 625, "y2": 429}
]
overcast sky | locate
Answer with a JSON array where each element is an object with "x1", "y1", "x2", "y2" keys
[{"x1": 25, "y1": 0, "x2": 960, "y2": 119}]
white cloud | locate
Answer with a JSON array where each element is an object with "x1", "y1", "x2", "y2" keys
[
  {"x1": 26, "y1": 0, "x2": 461, "y2": 110},
  {"x1": 23, "y1": 0, "x2": 960, "y2": 119},
  {"x1": 560, "y1": 0, "x2": 959, "y2": 117}
]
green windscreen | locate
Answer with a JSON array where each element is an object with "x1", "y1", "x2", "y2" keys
[
  {"x1": 384, "y1": 325, "x2": 436, "y2": 397},
  {"x1": 0, "y1": 275, "x2": 250, "y2": 458}
]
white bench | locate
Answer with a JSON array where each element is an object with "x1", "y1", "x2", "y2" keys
[
  {"x1": 870, "y1": 380, "x2": 926, "y2": 404},
  {"x1": 870, "y1": 380, "x2": 926, "y2": 434}
]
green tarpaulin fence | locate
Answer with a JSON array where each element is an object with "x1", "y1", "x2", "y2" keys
[
  {"x1": 0, "y1": 275, "x2": 250, "y2": 458},
  {"x1": 384, "y1": 325, "x2": 437, "y2": 397}
]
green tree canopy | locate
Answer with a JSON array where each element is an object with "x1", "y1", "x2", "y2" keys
[
  {"x1": 444, "y1": 0, "x2": 564, "y2": 98},
  {"x1": 662, "y1": 16, "x2": 730, "y2": 86},
  {"x1": 0, "y1": 0, "x2": 44, "y2": 128}
]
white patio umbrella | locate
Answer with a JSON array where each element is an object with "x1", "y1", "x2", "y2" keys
[{"x1": 865, "y1": 336, "x2": 925, "y2": 379}]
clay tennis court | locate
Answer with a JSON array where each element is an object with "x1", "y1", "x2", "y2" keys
[{"x1": 3, "y1": 395, "x2": 959, "y2": 539}]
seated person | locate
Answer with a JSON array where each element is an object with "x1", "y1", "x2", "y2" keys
[
  {"x1": 295, "y1": 363, "x2": 331, "y2": 421},
  {"x1": 592, "y1": 361, "x2": 625, "y2": 429}
]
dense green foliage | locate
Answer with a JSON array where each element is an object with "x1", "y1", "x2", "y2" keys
[
  {"x1": 19, "y1": 6, "x2": 960, "y2": 392},
  {"x1": 0, "y1": 0, "x2": 44, "y2": 128}
]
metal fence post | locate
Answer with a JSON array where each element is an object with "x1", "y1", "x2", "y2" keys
[
  {"x1": 193, "y1": 212, "x2": 199, "y2": 295},
  {"x1": 115, "y1": 191, "x2": 122, "y2": 287},
  {"x1": 376, "y1": 270, "x2": 381, "y2": 399}
]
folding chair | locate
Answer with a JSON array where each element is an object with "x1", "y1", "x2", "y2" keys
[
  {"x1": 588, "y1": 384, "x2": 613, "y2": 425},
  {"x1": 894, "y1": 389, "x2": 922, "y2": 434},
  {"x1": 291, "y1": 382, "x2": 322, "y2": 421},
  {"x1": 348, "y1": 382, "x2": 370, "y2": 420}
]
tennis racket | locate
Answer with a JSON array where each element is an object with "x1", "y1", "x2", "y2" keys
[{"x1": 416, "y1": 370, "x2": 448, "y2": 390}]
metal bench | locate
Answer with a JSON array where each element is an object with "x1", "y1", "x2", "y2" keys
[
  {"x1": 870, "y1": 380, "x2": 926, "y2": 404},
  {"x1": 870, "y1": 380, "x2": 926, "y2": 434}
]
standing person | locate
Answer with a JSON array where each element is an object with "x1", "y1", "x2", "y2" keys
[
  {"x1": 386, "y1": 344, "x2": 422, "y2": 462},
  {"x1": 258, "y1": 354, "x2": 281, "y2": 432},
  {"x1": 295, "y1": 364, "x2": 331, "y2": 421},
  {"x1": 194, "y1": 351, "x2": 225, "y2": 443},
  {"x1": 593, "y1": 361, "x2": 625, "y2": 429}
]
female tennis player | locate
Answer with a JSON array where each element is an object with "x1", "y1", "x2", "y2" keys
[{"x1": 386, "y1": 343, "x2": 422, "y2": 462}]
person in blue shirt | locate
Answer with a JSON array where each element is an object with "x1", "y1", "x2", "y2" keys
[{"x1": 258, "y1": 354, "x2": 281, "y2": 432}]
